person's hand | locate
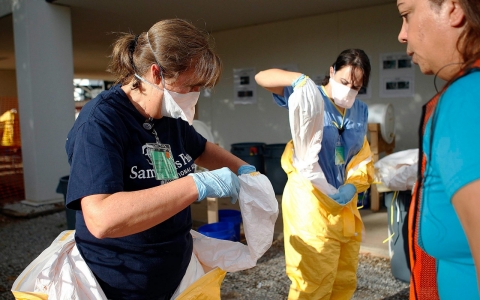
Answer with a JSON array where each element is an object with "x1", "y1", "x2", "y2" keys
[
  {"x1": 237, "y1": 165, "x2": 256, "y2": 175},
  {"x1": 189, "y1": 167, "x2": 241, "y2": 204},
  {"x1": 328, "y1": 184, "x2": 356, "y2": 205}
]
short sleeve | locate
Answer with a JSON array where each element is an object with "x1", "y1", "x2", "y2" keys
[
  {"x1": 272, "y1": 86, "x2": 295, "y2": 109},
  {"x1": 184, "y1": 122, "x2": 207, "y2": 161},
  {"x1": 66, "y1": 108, "x2": 127, "y2": 209},
  {"x1": 433, "y1": 72, "x2": 480, "y2": 199}
]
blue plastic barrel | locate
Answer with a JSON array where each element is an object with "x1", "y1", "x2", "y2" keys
[
  {"x1": 357, "y1": 190, "x2": 370, "y2": 209},
  {"x1": 197, "y1": 222, "x2": 236, "y2": 241},
  {"x1": 231, "y1": 142, "x2": 266, "y2": 174},
  {"x1": 264, "y1": 143, "x2": 288, "y2": 195},
  {"x1": 218, "y1": 209, "x2": 242, "y2": 242},
  {"x1": 385, "y1": 191, "x2": 411, "y2": 283}
]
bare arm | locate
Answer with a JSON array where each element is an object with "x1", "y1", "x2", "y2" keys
[
  {"x1": 81, "y1": 175, "x2": 198, "y2": 239},
  {"x1": 255, "y1": 69, "x2": 303, "y2": 96},
  {"x1": 195, "y1": 141, "x2": 247, "y2": 174},
  {"x1": 81, "y1": 142, "x2": 246, "y2": 239},
  {"x1": 452, "y1": 179, "x2": 480, "y2": 289}
]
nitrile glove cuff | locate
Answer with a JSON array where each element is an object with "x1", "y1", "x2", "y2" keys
[
  {"x1": 189, "y1": 173, "x2": 207, "y2": 201},
  {"x1": 291, "y1": 74, "x2": 307, "y2": 88},
  {"x1": 188, "y1": 167, "x2": 240, "y2": 204},
  {"x1": 238, "y1": 165, "x2": 256, "y2": 175}
]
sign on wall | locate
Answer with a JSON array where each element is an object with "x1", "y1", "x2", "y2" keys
[
  {"x1": 233, "y1": 68, "x2": 257, "y2": 105},
  {"x1": 357, "y1": 85, "x2": 372, "y2": 100},
  {"x1": 379, "y1": 52, "x2": 415, "y2": 98}
]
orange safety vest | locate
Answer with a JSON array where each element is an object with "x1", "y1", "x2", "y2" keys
[{"x1": 409, "y1": 59, "x2": 480, "y2": 299}]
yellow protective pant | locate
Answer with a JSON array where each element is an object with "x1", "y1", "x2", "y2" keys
[{"x1": 281, "y1": 141, "x2": 371, "y2": 300}]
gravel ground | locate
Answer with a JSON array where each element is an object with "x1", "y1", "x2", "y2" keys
[{"x1": 0, "y1": 211, "x2": 409, "y2": 300}]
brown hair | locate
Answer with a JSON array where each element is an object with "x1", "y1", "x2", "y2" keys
[
  {"x1": 107, "y1": 19, "x2": 222, "y2": 89},
  {"x1": 458, "y1": 0, "x2": 480, "y2": 66},
  {"x1": 429, "y1": 0, "x2": 480, "y2": 67},
  {"x1": 321, "y1": 49, "x2": 371, "y2": 88}
]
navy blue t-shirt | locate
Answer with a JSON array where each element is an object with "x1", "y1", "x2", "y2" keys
[{"x1": 65, "y1": 84, "x2": 206, "y2": 299}]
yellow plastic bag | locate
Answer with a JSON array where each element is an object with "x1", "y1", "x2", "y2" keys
[{"x1": 175, "y1": 268, "x2": 226, "y2": 300}]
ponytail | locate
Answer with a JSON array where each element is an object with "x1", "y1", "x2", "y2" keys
[{"x1": 107, "y1": 33, "x2": 141, "y2": 87}]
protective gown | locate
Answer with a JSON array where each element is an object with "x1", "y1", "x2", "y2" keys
[{"x1": 277, "y1": 76, "x2": 374, "y2": 299}]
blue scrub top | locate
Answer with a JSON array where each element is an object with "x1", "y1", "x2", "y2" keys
[
  {"x1": 65, "y1": 84, "x2": 207, "y2": 299},
  {"x1": 273, "y1": 85, "x2": 368, "y2": 188},
  {"x1": 420, "y1": 71, "x2": 480, "y2": 298}
]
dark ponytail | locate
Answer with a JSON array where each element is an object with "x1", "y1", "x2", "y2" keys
[{"x1": 321, "y1": 49, "x2": 371, "y2": 88}]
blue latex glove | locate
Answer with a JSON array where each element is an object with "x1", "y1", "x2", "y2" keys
[
  {"x1": 328, "y1": 183, "x2": 357, "y2": 205},
  {"x1": 237, "y1": 165, "x2": 256, "y2": 175},
  {"x1": 189, "y1": 167, "x2": 241, "y2": 204}
]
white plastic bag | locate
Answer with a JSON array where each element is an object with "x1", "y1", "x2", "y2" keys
[
  {"x1": 11, "y1": 172, "x2": 279, "y2": 299},
  {"x1": 171, "y1": 171, "x2": 280, "y2": 298},
  {"x1": 374, "y1": 149, "x2": 418, "y2": 191},
  {"x1": 191, "y1": 172, "x2": 279, "y2": 272},
  {"x1": 11, "y1": 230, "x2": 107, "y2": 300},
  {"x1": 288, "y1": 77, "x2": 338, "y2": 195}
]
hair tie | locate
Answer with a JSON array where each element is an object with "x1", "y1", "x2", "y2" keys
[
  {"x1": 129, "y1": 34, "x2": 139, "y2": 72},
  {"x1": 128, "y1": 34, "x2": 138, "y2": 54}
]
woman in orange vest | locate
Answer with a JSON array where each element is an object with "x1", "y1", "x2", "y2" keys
[{"x1": 397, "y1": 0, "x2": 480, "y2": 298}]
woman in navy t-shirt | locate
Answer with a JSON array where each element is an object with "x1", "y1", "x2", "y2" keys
[{"x1": 66, "y1": 19, "x2": 253, "y2": 299}]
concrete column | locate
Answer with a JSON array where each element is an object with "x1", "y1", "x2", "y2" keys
[
  {"x1": 0, "y1": 0, "x2": 12, "y2": 17},
  {"x1": 12, "y1": 0, "x2": 74, "y2": 205}
]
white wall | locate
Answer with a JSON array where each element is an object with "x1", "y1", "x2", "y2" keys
[
  {"x1": 199, "y1": 3, "x2": 440, "y2": 153},
  {"x1": 0, "y1": 2, "x2": 442, "y2": 155}
]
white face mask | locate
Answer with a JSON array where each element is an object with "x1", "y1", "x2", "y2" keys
[
  {"x1": 329, "y1": 77, "x2": 358, "y2": 109},
  {"x1": 162, "y1": 88, "x2": 199, "y2": 125},
  {"x1": 135, "y1": 74, "x2": 199, "y2": 125}
]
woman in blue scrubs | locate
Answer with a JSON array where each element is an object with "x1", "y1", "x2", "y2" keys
[{"x1": 255, "y1": 49, "x2": 374, "y2": 299}]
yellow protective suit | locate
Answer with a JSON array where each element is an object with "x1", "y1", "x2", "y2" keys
[
  {"x1": 0, "y1": 109, "x2": 20, "y2": 147},
  {"x1": 281, "y1": 138, "x2": 374, "y2": 299}
]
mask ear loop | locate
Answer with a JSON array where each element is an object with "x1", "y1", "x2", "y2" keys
[
  {"x1": 159, "y1": 66, "x2": 167, "y2": 91},
  {"x1": 433, "y1": 62, "x2": 462, "y2": 93},
  {"x1": 433, "y1": 74, "x2": 440, "y2": 93},
  {"x1": 147, "y1": 31, "x2": 168, "y2": 91}
]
